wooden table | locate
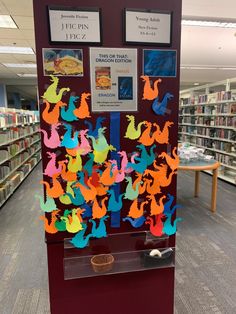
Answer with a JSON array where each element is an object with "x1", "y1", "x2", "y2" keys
[{"x1": 178, "y1": 160, "x2": 221, "y2": 213}]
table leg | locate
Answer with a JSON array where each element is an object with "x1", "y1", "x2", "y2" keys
[
  {"x1": 194, "y1": 171, "x2": 200, "y2": 197},
  {"x1": 211, "y1": 167, "x2": 218, "y2": 213}
]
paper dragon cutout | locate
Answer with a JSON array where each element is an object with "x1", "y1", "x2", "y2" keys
[
  {"x1": 140, "y1": 76, "x2": 162, "y2": 100},
  {"x1": 42, "y1": 75, "x2": 70, "y2": 103},
  {"x1": 152, "y1": 92, "x2": 173, "y2": 116}
]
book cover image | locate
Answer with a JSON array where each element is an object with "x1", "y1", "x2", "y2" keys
[
  {"x1": 143, "y1": 49, "x2": 176, "y2": 77},
  {"x1": 43, "y1": 48, "x2": 83, "y2": 76},
  {"x1": 118, "y1": 77, "x2": 133, "y2": 100},
  {"x1": 95, "y1": 67, "x2": 111, "y2": 90}
]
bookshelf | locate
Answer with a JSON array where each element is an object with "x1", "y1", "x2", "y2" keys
[
  {"x1": 0, "y1": 108, "x2": 41, "y2": 207},
  {"x1": 179, "y1": 78, "x2": 236, "y2": 185}
]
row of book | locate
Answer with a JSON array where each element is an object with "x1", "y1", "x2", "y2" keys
[
  {"x1": 216, "y1": 103, "x2": 236, "y2": 114},
  {"x1": 197, "y1": 94, "x2": 208, "y2": 103},
  {"x1": 0, "y1": 108, "x2": 39, "y2": 128},
  {"x1": 195, "y1": 106, "x2": 213, "y2": 114},
  {"x1": 208, "y1": 91, "x2": 232, "y2": 102},
  {"x1": 0, "y1": 153, "x2": 41, "y2": 205},
  {"x1": 195, "y1": 103, "x2": 236, "y2": 114},
  {"x1": 180, "y1": 117, "x2": 195, "y2": 124},
  {"x1": 196, "y1": 127, "x2": 235, "y2": 140},
  {"x1": 196, "y1": 117, "x2": 212, "y2": 125},
  {"x1": 179, "y1": 126, "x2": 196, "y2": 134},
  {"x1": 180, "y1": 117, "x2": 236, "y2": 128},
  {"x1": 215, "y1": 117, "x2": 236, "y2": 127},
  {"x1": 180, "y1": 97, "x2": 195, "y2": 105},
  {"x1": 179, "y1": 125, "x2": 197, "y2": 134},
  {"x1": 180, "y1": 103, "x2": 236, "y2": 115},
  {"x1": 0, "y1": 124, "x2": 39, "y2": 145},
  {"x1": 0, "y1": 134, "x2": 40, "y2": 164},
  {"x1": 195, "y1": 138, "x2": 234, "y2": 153},
  {"x1": 180, "y1": 91, "x2": 235, "y2": 106},
  {"x1": 0, "y1": 142, "x2": 41, "y2": 181},
  {"x1": 179, "y1": 129, "x2": 235, "y2": 142},
  {"x1": 195, "y1": 116, "x2": 236, "y2": 127},
  {"x1": 180, "y1": 117, "x2": 217, "y2": 125},
  {"x1": 179, "y1": 107, "x2": 195, "y2": 115},
  {"x1": 178, "y1": 135, "x2": 196, "y2": 145},
  {"x1": 214, "y1": 153, "x2": 235, "y2": 167}
]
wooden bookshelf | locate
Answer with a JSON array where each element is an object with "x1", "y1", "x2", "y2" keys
[{"x1": 179, "y1": 79, "x2": 236, "y2": 185}]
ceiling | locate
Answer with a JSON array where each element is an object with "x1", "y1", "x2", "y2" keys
[
  {"x1": 0, "y1": 0, "x2": 236, "y2": 97},
  {"x1": 181, "y1": 0, "x2": 236, "y2": 89}
]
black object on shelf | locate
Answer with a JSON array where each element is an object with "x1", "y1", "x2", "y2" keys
[{"x1": 141, "y1": 248, "x2": 174, "y2": 268}]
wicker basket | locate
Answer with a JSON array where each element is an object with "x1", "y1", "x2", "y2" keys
[{"x1": 90, "y1": 254, "x2": 114, "y2": 273}]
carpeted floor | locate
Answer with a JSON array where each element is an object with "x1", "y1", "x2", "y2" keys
[
  {"x1": 0, "y1": 162, "x2": 235, "y2": 313},
  {"x1": 175, "y1": 170, "x2": 236, "y2": 314},
  {"x1": 0, "y1": 164, "x2": 49, "y2": 314}
]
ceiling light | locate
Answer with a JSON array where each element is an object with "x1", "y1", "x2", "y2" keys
[
  {"x1": 181, "y1": 65, "x2": 216, "y2": 70},
  {"x1": 17, "y1": 73, "x2": 37, "y2": 77},
  {"x1": 0, "y1": 15, "x2": 17, "y2": 28},
  {"x1": 0, "y1": 46, "x2": 34, "y2": 54},
  {"x1": 3, "y1": 63, "x2": 37, "y2": 68},
  {"x1": 181, "y1": 65, "x2": 236, "y2": 70},
  {"x1": 194, "y1": 82, "x2": 199, "y2": 86},
  {"x1": 182, "y1": 19, "x2": 236, "y2": 28},
  {"x1": 219, "y1": 67, "x2": 236, "y2": 70}
]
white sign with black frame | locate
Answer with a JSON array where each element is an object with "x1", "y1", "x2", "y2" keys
[
  {"x1": 48, "y1": 6, "x2": 101, "y2": 43},
  {"x1": 124, "y1": 9, "x2": 172, "y2": 45}
]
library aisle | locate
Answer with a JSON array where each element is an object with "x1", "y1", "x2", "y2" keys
[
  {"x1": 179, "y1": 79, "x2": 236, "y2": 185},
  {"x1": 0, "y1": 162, "x2": 235, "y2": 314},
  {"x1": 0, "y1": 163, "x2": 50, "y2": 314}
]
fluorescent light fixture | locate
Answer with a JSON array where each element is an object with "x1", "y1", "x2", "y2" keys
[
  {"x1": 181, "y1": 65, "x2": 236, "y2": 70},
  {"x1": 0, "y1": 15, "x2": 17, "y2": 28},
  {"x1": 181, "y1": 65, "x2": 216, "y2": 70},
  {"x1": 17, "y1": 73, "x2": 37, "y2": 77},
  {"x1": 182, "y1": 19, "x2": 236, "y2": 28},
  {"x1": 0, "y1": 46, "x2": 34, "y2": 54},
  {"x1": 3, "y1": 63, "x2": 37, "y2": 68},
  {"x1": 219, "y1": 67, "x2": 236, "y2": 70}
]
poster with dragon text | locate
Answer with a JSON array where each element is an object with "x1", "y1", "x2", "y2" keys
[{"x1": 90, "y1": 47, "x2": 138, "y2": 112}]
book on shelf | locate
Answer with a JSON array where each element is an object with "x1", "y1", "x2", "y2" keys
[
  {"x1": 0, "y1": 131, "x2": 9, "y2": 143},
  {"x1": 0, "y1": 165, "x2": 10, "y2": 181},
  {"x1": 0, "y1": 149, "x2": 9, "y2": 162},
  {"x1": 231, "y1": 104, "x2": 236, "y2": 114},
  {"x1": 198, "y1": 94, "x2": 208, "y2": 103}
]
